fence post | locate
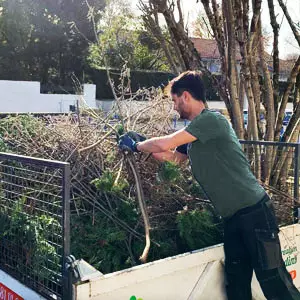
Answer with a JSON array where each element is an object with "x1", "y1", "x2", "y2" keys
[
  {"x1": 62, "y1": 163, "x2": 71, "y2": 299},
  {"x1": 294, "y1": 143, "x2": 300, "y2": 223}
]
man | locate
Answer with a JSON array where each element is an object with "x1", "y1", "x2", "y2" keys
[{"x1": 118, "y1": 71, "x2": 300, "y2": 300}]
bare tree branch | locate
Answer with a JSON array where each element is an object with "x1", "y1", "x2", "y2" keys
[{"x1": 277, "y1": 0, "x2": 300, "y2": 47}]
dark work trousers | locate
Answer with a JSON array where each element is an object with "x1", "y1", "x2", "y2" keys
[{"x1": 224, "y1": 195, "x2": 300, "y2": 300}]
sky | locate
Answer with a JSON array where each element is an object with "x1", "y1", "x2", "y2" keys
[{"x1": 131, "y1": 0, "x2": 300, "y2": 59}]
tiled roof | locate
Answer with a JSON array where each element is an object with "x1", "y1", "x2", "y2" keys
[
  {"x1": 191, "y1": 38, "x2": 220, "y2": 59},
  {"x1": 259, "y1": 52, "x2": 295, "y2": 73},
  {"x1": 191, "y1": 37, "x2": 294, "y2": 75},
  {"x1": 279, "y1": 59, "x2": 296, "y2": 74},
  {"x1": 191, "y1": 37, "x2": 242, "y2": 60}
]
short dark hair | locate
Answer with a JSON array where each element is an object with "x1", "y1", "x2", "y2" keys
[{"x1": 169, "y1": 71, "x2": 206, "y2": 103}]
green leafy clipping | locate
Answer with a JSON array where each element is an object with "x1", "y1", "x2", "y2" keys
[
  {"x1": 158, "y1": 161, "x2": 182, "y2": 183},
  {"x1": 91, "y1": 170, "x2": 128, "y2": 193}
]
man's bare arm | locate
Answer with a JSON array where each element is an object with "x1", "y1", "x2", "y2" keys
[
  {"x1": 151, "y1": 150, "x2": 188, "y2": 164},
  {"x1": 136, "y1": 128, "x2": 197, "y2": 153}
]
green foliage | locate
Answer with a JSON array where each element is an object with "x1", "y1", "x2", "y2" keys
[
  {"x1": 0, "y1": 0, "x2": 104, "y2": 84},
  {"x1": 0, "y1": 115, "x2": 47, "y2": 152},
  {"x1": 188, "y1": 180, "x2": 208, "y2": 200},
  {"x1": 116, "y1": 124, "x2": 125, "y2": 137},
  {"x1": 71, "y1": 207, "x2": 224, "y2": 273},
  {"x1": 0, "y1": 115, "x2": 42, "y2": 137},
  {"x1": 71, "y1": 205, "x2": 137, "y2": 273},
  {"x1": 0, "y1": 197, "x2": 60, "y2": 279},
  {"x1": 87, "y1": 0, "x2": 169, "y2": 71},
  {"x1": 91, "y1": 170, "x2": 129, "y2": 194},
  {"x1": 158, "y1": 161, "x2": 182, "y2": 183},
  {"x1": 71, "y1": 203, "x2": 182, "y2": 273},
  {"x1": 106, "y1": 150, "x2": 117, "y2": 163},
  {"x1": 176, "y1": 209, "x2": 223, "y2": 250},
  {"x1": 0, "y1": 137, "x2": 7, "y2": 152}
]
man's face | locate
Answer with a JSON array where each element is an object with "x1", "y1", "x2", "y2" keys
[{"x1": 171, "y1": 92, "x2": 190, "y2": 119}]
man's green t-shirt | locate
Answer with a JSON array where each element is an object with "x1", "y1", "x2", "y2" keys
[{"x1": 185, "y1": 109, "x2": 266, "y2": 218}]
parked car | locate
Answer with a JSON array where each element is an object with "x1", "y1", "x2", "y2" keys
[
  {"x1": 243, "y1": 110, "x2": 293, "y2": 127},
  {"x1": 243, "y1": 110, "x2": 265, "y2": 127},
  {"x1": 283, "y1": 110, "x2": 293, "y2": 126},
  {"x1": 243, "y1": 110, "x2": 248, "y2": 126}
]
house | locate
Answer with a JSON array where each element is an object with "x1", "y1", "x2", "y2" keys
[
  {"x1": 190, "y1": 38, "x2": 224, "y2": 74},
  {"x1": 190, "y1": 37, "x2": 293, "y2": 81},
  {"x1": 191, "y1": 38, "x2": 242, "y2": 74}
]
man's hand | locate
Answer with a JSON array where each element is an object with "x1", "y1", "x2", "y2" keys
[{"x1": 118, "y1": 134, "x2": 139, "y2": 152}]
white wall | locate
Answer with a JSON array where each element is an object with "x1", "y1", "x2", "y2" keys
[
  {"x1": 0, "y1": 80, "x2": 97, "y2": 113},
  {"x1": 2, "y1": 80, "x2": 292, "y2": 115}
]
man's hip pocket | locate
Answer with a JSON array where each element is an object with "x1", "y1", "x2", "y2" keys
[{"x1": 255, "y1": 228, "x2": 281, "y2": 270}]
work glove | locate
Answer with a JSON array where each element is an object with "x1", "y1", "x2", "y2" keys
[
  {"x1": 118, "y1": 134, "x2": 139, "y2": 152},
  {"x1": 127, "y1": 131, "x2": 147, "y2": 143}
]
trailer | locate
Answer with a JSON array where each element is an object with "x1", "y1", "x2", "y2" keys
[
  {"x1": 0, "y1": 151, "x2": 299, "y2": 300},
  {"x1": 73, "y1": 223, "x2": 300, "y2": 300}
]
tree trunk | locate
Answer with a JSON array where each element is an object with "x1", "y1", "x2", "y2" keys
[
  {"x1": 267, "y1": 0, "x2": 280, "y2": 113},
  {"x1": 294, "y1": 73, "x2": 300, "y2": 108},
  {"x1": 272, "y1": 121, "x2": 300, "y2": 188},
  {"x1": 257, "y1": 24, "x2": 275, "y2": 184},
  {"x1": 275, "y1": 56, "x2": 300, "y2": 140},
  {"x1": 281, "y1": 102, "x2": 300, "y2": 142},
  {"x1": 248, "y1": 37, "x2": 262, "y2": 138},
  {"x1": 224, "y1": 0, "x2": 244, "y2": 138}
]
